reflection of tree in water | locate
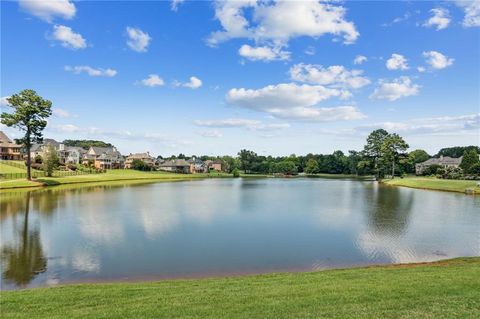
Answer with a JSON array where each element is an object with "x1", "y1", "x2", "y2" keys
[
  {"x1": 364, "y1": 183, "x2": 414, "y2": 235},
  {"x1": 1, "y1": 192, "x2": 47, "y2": 287}
]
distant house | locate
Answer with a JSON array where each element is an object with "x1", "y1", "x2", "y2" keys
[
  {"x1": 30, "y1": 139, "x2": 62, "y2": 161},
  {"x1": 158, "y1": 159, "x2": 193, "y2": 174},
  {"x1": 65, "y1": 147, "x2": 87, "y2": 165},
  {"x1": 205, "y1": 160, "x2": 222, "y2": 172},
  {"x1": 125, "y1": 152, "x2": 155, "y2": 169},
  {"x1": 415, "y1": 156, "x2": 463, "y2": 175},
  {"x1": 0, "y1": 131, "x2": 22, "y2": 160},
  {"x1": 187, "y1": 157, "x2": 208, "y2": 173},
  {"x1": 83, "y1": 146, "x2": 124, "y2": 169}
]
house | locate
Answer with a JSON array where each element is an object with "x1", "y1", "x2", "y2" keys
[
  {"x1": 158, "y1": 159, "x2": 193, "y2": 174},
  {"x1": 0, "y1": 131, "x2": 22, "y2": 160},
  {"x1": 125, "y1": 152, "x2": 155, "y2": 169},
  {"x1": 65, "y1": 147, "x2": 87, "y2": 165},
  {"x1": 83, "y1": 146, "x2": 124, "y2": 169},
  {"x1": 30, "y1": 139, "x2": 62, "y2": 161},
  {"x1": 205, "y1": 160, "x2": 222, "y2": 172},
  {"x1": 415, "y1": 156, "x2": 463, "y2": 175},
  {"x1": 187, "y1": 157, "x2": 207, "y2": 173}
]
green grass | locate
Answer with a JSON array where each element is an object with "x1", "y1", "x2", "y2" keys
[
  {"x1": 1, "y1": 257, "x2": 479, "y2": 319},
  {"x1": 0, "y1": 163, "x2": 27, "y2": 174},
  {"x1": 383, "y1": 176, "x2": 480, "y2": 194}
]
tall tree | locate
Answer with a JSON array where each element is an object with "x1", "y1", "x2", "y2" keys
[
  {"x1": 381, "y1": 133, "x2": 409, "y2": 179},
  {"x1": 304, "y1": 158, "x2": 319, "y2": 174},
  {"x1": 363, "y1": 129, "x2": 389, "y2": 179},
  {"x1": 460, "y1": 149, "x2": 479, "y2": 173},
  {"x1": 238, "y1": 149, "x2": 257, "y2": 174},
  {"x1": 1, "y1": 90, "x2": 52, "y2": 180}
]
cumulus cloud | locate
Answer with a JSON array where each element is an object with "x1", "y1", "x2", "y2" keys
[
  {"x1": 238, "y1": 44, "x2": 290, "y2": 61},
  {"x1": 174, "y1": 76, "x2": 202, "y2": 89},
  {"x1": 53, "y1": 108, "x2": 70, "y2": 118},
  {"x1": 51, "y1": 25, "x2": 86, "y2": 49},
  {"x1": 353, "y1": 55, "x2": 367, "y2": 65},
  {"x1": 454, "y1": 0, "x2": 480, "y2": 27},
  {"x1": 356, "y1": 113, "x2": 479, "y2": 135},
  {"x1": 422, "y1": 51, "x2": 454, "y2": 69},
  {"x1": 19, "y1": 0, "x2": 76, "y2": 22},
  {"x1": 64, "y1": 65, "x2": 117, "y2": 77},
  {"x1": 126, "y1": 27, "x2": 151, "y2": 52},
  {"x1": 289, "y1": 63, "x2": 370, "y2": 89},
  {"x1": 424, "y1": 8, "x2": 450, "y2": 30},
  {"x1": 370, "y1": 76, "x2": 420, "y2": 101},
  {"x1": 226, "y1": 83, "x2": 365, "y2": 121},
  {"x1": 194, "y1": 118, "x2": 291, "y2": 131},
  {"x1": 207, "y1": 0, "x2": 359, "y2": 48},
  {"x1": 386, "y1": 54, "x2": 409, "y2": 70},
  {"x1": 171, "y1": 0, "x2": 185, "y2": 11},
  {"x1": 139, "y1": 74, "x2": 165, "y2": 87}
]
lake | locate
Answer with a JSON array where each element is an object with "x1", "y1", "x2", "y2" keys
[{"x1": 1, "y1": 178, "x2": 479, "y2": 290}]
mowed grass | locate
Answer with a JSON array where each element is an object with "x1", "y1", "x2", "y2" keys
[
  {"x1": 1, "y1": 258, "x2": 479, "y2": 319},
  {"x1": 0, "y1": 163, "x2": 27, "y2": 174},
  {"x1": 0, "y1": 169, "x2": 232, "y2": 189},
  {"x1": 383, "y1": 176, "x2": 480, "y2": 194}
]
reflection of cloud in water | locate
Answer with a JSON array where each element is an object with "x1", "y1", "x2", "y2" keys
[
  {"x1": 139, "y1": 207, "x2": 180, "y2": 238},
  {"x1": 72, "y1": 249, "x2": 100, "y2": 273}
]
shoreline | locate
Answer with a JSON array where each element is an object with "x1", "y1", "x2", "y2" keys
[{"x1": 2, "y1": 257, "x2": 479, "y2": 318}]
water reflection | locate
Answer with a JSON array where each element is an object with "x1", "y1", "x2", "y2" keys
[{"x1": 1, "y1": 193, "x2": 47, "y2": 287}]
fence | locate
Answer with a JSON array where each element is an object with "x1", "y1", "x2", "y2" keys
[{"x1": 0, "y1": 160, "x2": 106, "y2": 180}]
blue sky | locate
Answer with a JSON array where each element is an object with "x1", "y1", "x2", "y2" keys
[{"x1": 1, "y1": 0, "x2": 479, "y2": 156}]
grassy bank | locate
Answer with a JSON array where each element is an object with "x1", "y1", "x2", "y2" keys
[
  {"x1": 1, "y1": 257, "x2": 479, "y2": 319},
  {"x1": 0, "y1": 170, "x2": 234, "y2": 190},
  {"x1": 383, "y1": 176, "x2": 480, "y2": 194}
]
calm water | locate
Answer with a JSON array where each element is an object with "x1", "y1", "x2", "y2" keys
[{"x1": 1, "y1": 178, "x2": 479, "y2": 290}]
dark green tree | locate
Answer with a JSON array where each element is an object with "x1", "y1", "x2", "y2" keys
[
  {"x1": 238, "y1": 149, "x2": 257, "y2": 174},
  {"x1": 304, "y1": 158, "x2": 319, "y2": 174},
  {"x1": 460, "y1": 149, "x2": 479, "y2": 173},
  {"x1": 381, "y1": 133, "x2": 409, "y2": 178},
  {"x1": 1, "y1": 90, "x2": 52, "y2": 180},
  {"x1": 363, "y1": 129, "x2": 389, "y2": 179},
  {"x1": 43, "y1": 145, "x2": 59, "y2": 177}
]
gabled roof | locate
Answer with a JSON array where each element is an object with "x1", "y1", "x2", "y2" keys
[
  {"x1": 159, "y1": 159, "x2": 191, "y2": 167},
  {"x1": 0, "y1": 131, "x2": 19, "y2": 147},
  {"x1": 418, "y1": 156, "x2": 462, "y2": 166}
]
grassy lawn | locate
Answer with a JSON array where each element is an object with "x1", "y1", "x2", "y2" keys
[
  {"x1": 1, "y1": 257, "x2": 479, "y2": 319},
  {"x1": 383, "y1": 176, "x2": 480, "y2": 194},
  {"x1": 0, "y1": 169, "x2": 234, "y2": 190},
  {"x1": 0, "y1": 163, "x2": 27, "y2": 174}
]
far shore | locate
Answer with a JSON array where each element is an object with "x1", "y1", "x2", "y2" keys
[{"x1": 1, "y1": 170, "x2": 478, "y2": 194}]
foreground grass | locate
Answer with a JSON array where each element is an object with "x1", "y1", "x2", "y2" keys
[
  {"x1": 1, "y1": 258, "x2": 479, "y2": 319},
  {"x1": 0, "y1": 163, "x2": 27, "y2": 174},
  {"x1": 0, "y1": 170, "x2": 232, "y2": 190},
  {"x1": 383, "y1": 176, "x2": 480, "y2": 194}
]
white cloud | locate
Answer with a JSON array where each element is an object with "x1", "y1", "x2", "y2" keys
[
  {"x1": 194, "y1": 118, "x2": 291, "y2": 131},
  {"x1": 289, "y1": 63, "x2": 370, "y2": 89},
  {"x1": 455, "y1": 0, "x2": 480, "y2": 27},
  {"x1": 51, "y1": 25, "x2": 86, "y2": 49},
  {"x1": 53, "y1": 108, "x2": 70, "y2": 118},
  {"x1": 126, "y1": 27, "x2": 151, "y2": 52},
  {"x1": 238, "y1": 44, "x2": 290, "y2": 61},
  {"x1": 139, "y1": 74, "x2": 165, "y2": 87},
  {"x1": 304, "y1": 46, "x2": 316, "y2": 56},
  {"x1": 0, "y1": 96, "x2": 11, "y2": 107},
  {"x1": 64, "y1": 65, "x2": 117, "y2": 77},
  {"x1": 417, "y1": 66, "x2": 426, "y2": 73},
  {"x1": 207, "y1": 0, "x2": 359, "y2": 47},
  {"x1": 226, "y1": 83, "x2": 365, "y2": 121},
  {"x1": 370, "y1": 76, "x2": 420, "y2": 101},
  {"x1": 386, "y1": 53, "x2": 409, "y2": 70},
  {"x1": 174, "y1": 76, "x2": 202, "y2": 89},
  {"x1": 19, "y1": 0, "x2": 76, "y2": 22},
  {"x1": 171, "y1": 0, "x2": 185, "y2": 11},
  {"x1": 424, "y1": 8, "x2": 450, "y2": 30},
  {"x1": 199, "y1": 130, "x2": 223, "y2": 138},
  {"x1": 356, "y1": 113, "x2": 479, "y2": 135},
  {"x1": 422, "y1": 51, "x2": 454, "y2": 69},
  {"x1": 353, "y1": 55, "x2": 367, "y2": 65}
]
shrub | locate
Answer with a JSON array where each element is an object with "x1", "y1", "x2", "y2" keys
[
  {"x1": 232, "y1": 168, "x2": 240, "y2": 177},
  {"x1": 67, "y1": 164, "x2": 77, "y2": 171},
  {"x1": 34, "y1": 155, "x2": 43, "y2": 164},
  {"x1": 422, "y1": 164, "x2": 442, "y2": 176}
]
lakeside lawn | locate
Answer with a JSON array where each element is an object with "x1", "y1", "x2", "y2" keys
[
  {"x1": 1, "y1": 257, "x2": 479, "y2": 319},
  {"x1": 383, "y1": 176, "x2": 480, "y2": 194}
]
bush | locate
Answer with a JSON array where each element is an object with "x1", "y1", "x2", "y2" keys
[
  {"x1": 468, "y1": 163, "x2": 480, "y2": 175},
  {"x1": 438, "y1": 166, "x2": 463, "y2": 180},
  {"x1": 34, "y1": 155, "x2": 43, "y2": 164},
  {"x1": 31, "y1": 163, "x2": 43, "y2": 170},
  {"x1": 422, "y1": 164, "x2": 442, "y2": 176},
  {"x1": 232, "y1": 168, "x2": 240, "y2": 177},
  {"x1": 67, "y1": 164, "x2": 77, "y2": 171}
]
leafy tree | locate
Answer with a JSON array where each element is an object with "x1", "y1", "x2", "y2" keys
[
  {"x1": 132, "y1": 159, "x2": 150, "y2": 171},
  {"x1": 363, "y1": 129, "x2": 389, "y2": 179},
  {"x1": 404, "y1": 149, "x2": 430, "y2": 174},
  {"x1": 304, "y1": 158, "x2": 319, "y2": 174},
  {"x1": 436, "y1": 146, "x2": 480, "y2": 158},
  {"x1": 380, "y1": 133, "x2": 409, "y2": 178},
  {"x1": 43, "y1": 145, "x2": 59, "y2": 177},
  {"x1": 238, "y1": 149, "x2": 257, "y2": 174},
  {"x1": 273, "y1": 161, "x2": 298, "y2": 175},
  {"x1": 460, "y1": 149, "x2": 479, "y2": 173},
  {"x1": 422, "y1": 164, "x2": 442, "y2": 176},
  {"x1": 62, "y1": 139, "x2": 113, "y2": 150},
  {"x1": 1, "y1": 90, "x2": 52, "y2": 180},
  {"x1": 468, "y1": 163, "x2": 480, "y2": 175},
  {"x1": 34, "y1": 155, "x2": 43, "y2": 164},
  {"x1": 232, "y1": 168, "x2": 240, "y2": 177}
]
